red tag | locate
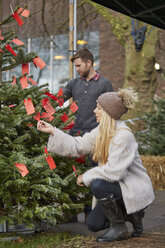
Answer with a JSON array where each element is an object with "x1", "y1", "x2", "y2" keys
[
  {"x1": 47, "y1": 116, "x2": 54, "y2": 122},
  {"x1": 12, "y1": 11, "x2": 24, "y2": 26},
  {"x1": 12, "y1": 76, "x2": 16, "y2": 86},
  {"x1": 12, "y1": 38, "x2": 24, "y2": 46},
  {"x1": 57, "y1": 98, "x2": 64, "y2": 107},
  {"x1": 60, "y1": 113, "x2": 69, "y2": 122},
  {"x1": 77, "y1": 131, "x2": 81, "y2": 136},
  {"x1": 15, "y1": 163, "x2": 29, "y2": 177},
  {"x1": 24, "y1": 98, "x2": 35, "y2": 115},
  {"x1": 20, "y1": 76, "x2": 28, "y2": 89},
  {"x1": 0, "y1": 30, "x2": 4, "y2": 40},
  {"x1": 28, "y1": 77, "x2": 37, "y2": 85},
  {"x1": 57, "y1": 88, "x2": 63, "y2": 97},
  {"x1": 5, "y1": 44, "x2": 17, "y2": 56},
  {"x1": 63, "y1": 123, "x2": 75, "y2": 130},
  {"x1": 44, "y1": 147, "x2": 48, "y2": 154},
  {"x1": 0, "y1": 49, "x2": 5, "y2": 53},
  {"x1": 22, "y1": 63, "x2": 29, "y2": 75},
  {"x1": 33, "y1": 57, "x2": 46, "y2": 69},
  {"x1": 45, "y1": 156, "x2": 56, "y2": 170},
  {"x1": 33, "y1": 112, "x2": 41, "y2": 121},
  {"x1": 42, "y1": 98, "x2": 55, "y2": 116},
  {"x1": 44, "y1": 92, "x2": 58, "y2": 101},
  {"x1": 42, "y1": 98, "x2": 49, "y2": 107},
  {"x1": 40, "y1": 112, "x2": 49, "y2": 119},
  {"x1": 75, "y1": 155, "x2": 86, "y2": 164},
  {"x1": 26, "y1": 123, "x2": 33, "y2": 127},
  {"x1": 63, "y1": 121, "x2": 74, "y2": 130},
  {"x1": 72, "y1": 164, "x2": 77, "y2": 176},
  {"x1": 8, "y1": 104, "x2": 16, "y2": 108},
  {"x1": 40, "y1": 112, "x2": 54, "y2": 122},
  {"x1": 17, "y1": 8, "x2": 30, "y2": 17},
  {"x1": 70, "y1": 102, "x2": 78, "y2": 113}
]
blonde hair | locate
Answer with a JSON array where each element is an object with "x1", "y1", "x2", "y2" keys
[
  {"x1": 93, "y1": 87, "x2": 138, "y2": 165},
  {"x1": 92, "y1": 110, "x2": 117, "y2": 165}
]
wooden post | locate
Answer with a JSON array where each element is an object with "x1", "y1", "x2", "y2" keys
[
  {"x1": 69, "y1": 0, "x2": 74, "y2": 80},
  {"x1": 69, "y1": 0, "x2": 74, "y2": 105}
]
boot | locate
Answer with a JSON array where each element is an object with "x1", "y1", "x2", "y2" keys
[
  {"x1": 96, "y1": 194, "x2": 129, "y2": 242},
  {"x1": 126, "y1": 210, "x2": 145, "y2": 237}
]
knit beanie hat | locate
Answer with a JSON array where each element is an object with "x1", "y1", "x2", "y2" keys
[{"x1": 98, "y1": 88, "x2": 138, "y2": 120}]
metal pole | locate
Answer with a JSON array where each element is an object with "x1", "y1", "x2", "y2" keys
[
  {"x1": 50, "y1": 35, "x2": 53, "y2": 92},
  {"x1": 73, "y1": 0, "x2": 77, "y2": 79},
  {"x1": 28, "y1": 38, "x2": 31, "y2": 74},
  {"x1": 69, "y1": 0, "x2": 74, "y2": 80}
]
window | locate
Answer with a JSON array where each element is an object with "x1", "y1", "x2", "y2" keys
[{"x1": 3, "y1": 31, "x2": 100, "y2": 94}]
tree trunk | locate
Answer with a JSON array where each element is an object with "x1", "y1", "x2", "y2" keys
[
  {"x1": 124, "y1": 19, "x2": 158, "y2": 117},
  {"x1": 87, "y1": 1, "x2": 159, "y2": 117}
]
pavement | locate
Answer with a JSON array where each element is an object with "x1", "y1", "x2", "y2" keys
[
  {"x1": 47, "y1": 190, "x2": 165, "y2": 238},
  {"x1": 5, "y1": 190, "x2": 164, "y2": 239}
]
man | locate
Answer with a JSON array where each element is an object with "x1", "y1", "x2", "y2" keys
[
  {"x1": 63, "y1": 48, "x2": 113, "y2": 219},
  {"x1": 63, "y1": 48, "x2": 113, "y2": 136}
]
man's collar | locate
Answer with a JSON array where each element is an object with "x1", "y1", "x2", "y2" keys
[
  {"x1": 93, "y1": 71, "x2": 100, "y2": 81},
  {"x1": 81, "y1": 71, "x2": 100, "y2": 81}
]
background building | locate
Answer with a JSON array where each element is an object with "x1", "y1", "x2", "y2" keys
[{"x1": 1, "y1": 0, "x2": 165, "y2": 95}]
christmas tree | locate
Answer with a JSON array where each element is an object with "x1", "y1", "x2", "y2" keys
[
  {"x1": 0, "y1": 5, "x2": 90, "y2": 227},
  {"x1": 136, "y1": 98, "x2": 165, "y2": 156}
]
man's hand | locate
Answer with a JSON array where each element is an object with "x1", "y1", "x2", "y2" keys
[
  {"x1": 37, "y1": 120, "x2": 54, "y2": 136},
  {"x1": 76, "y1": 175, "x2": 84, "y2": 187}
]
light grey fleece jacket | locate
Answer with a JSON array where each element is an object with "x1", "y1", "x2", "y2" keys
[{"x1": 47, "y1": 120, "x2": 155, "y2": 214}]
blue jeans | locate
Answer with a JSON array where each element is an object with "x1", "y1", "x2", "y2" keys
[{"x1": 86, "y1": 179, "x2": 126, "y2": 232}]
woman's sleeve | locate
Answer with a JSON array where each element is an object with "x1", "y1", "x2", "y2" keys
[
  {"x1": 82, "y1": 130, "x2": 138, "y2": 187},
  {"x1": 47, "y1": 127, "x2": 98, "y2": 157}
]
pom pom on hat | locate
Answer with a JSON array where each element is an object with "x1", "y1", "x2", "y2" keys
[{"x1": 98, "y1": 88, "x2": 138, "y2": 120}]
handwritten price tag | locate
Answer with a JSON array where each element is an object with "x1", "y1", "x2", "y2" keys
[
  {"x1": 42, "y1": 98, "x2": 55, "y2": 116},
  {"x1": 20, "y1": 76, "x2": 28, "y2": 89},
  {"x1": 22, "y1": 63, "x2": 29, "y2": 75},
  {"x1": 57, "y1": 88, "x2": 63, "y2": 97},
  {"x1": 45, "y1": 156, "x2": 56, "y2": 170},
  {"x1": 12, "y1": 38, "x2": 24, "y2": 46},
  {"x1": 15, "y1": 163, "x2": 29, "y2": 177},
  {"x1": 28, "y1": 77, "x2": 38, "y2": 85},
  {"x1": 70, "y1": 102, "x2": 78, "y2": 113},
  {"x1": 17, "y1": 8, "x2": 30, "y2": 17},
  {"x1": 33, "y1": 57, "x2": 46, "y2": 69},
  {"x1": 24, "y1": 98, "x2": 35, "y2": 115}
]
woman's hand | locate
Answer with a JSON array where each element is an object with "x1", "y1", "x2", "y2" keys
[
  {"x1": 76, "y1": 175, "x2": 84, "y2": 187},
  {"x1": 37, "y1": 120, "x2": 55, "y2": 136}
]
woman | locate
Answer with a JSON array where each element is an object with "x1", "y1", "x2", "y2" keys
[{"x1": 37, "y1": 88, "x2": 155, "y2": 243}]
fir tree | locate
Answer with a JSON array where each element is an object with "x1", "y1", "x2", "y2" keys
[
  {"x1": 0, "y1": 5, "x2": 90, "y2": 227},
  {"x1": 136, "y1": 98, "x2": 165, "y2": 156}
]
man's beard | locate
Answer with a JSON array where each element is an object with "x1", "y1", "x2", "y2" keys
[{"x1": 81, "y1": 68, "x2": 90, "y2": 78}]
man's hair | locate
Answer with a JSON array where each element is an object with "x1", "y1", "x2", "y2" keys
[{"x1": 71, "y1": 48, "x2": 94, "y2": 65}]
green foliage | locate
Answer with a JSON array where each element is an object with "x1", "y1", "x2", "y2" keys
[
  {"x1": 0, "y1": 9, "x2": 90, "y2": 227},
  {"x1": 0, "y1": 232, "x2": 86, "y2": 248},
  {"x1": 86, "y1": 0, "x2": 125, "y2": 45},
  {"x1": 136, "y1": 98, "x2": 165, "y2": 155},
  {"x1": 0, "y1": 78, "x2": 88, "y2": 225}
]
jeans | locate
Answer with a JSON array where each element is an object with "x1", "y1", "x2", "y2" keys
[{"x1": 86, "y1": 179, "x2": 126, "y2": 232}]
